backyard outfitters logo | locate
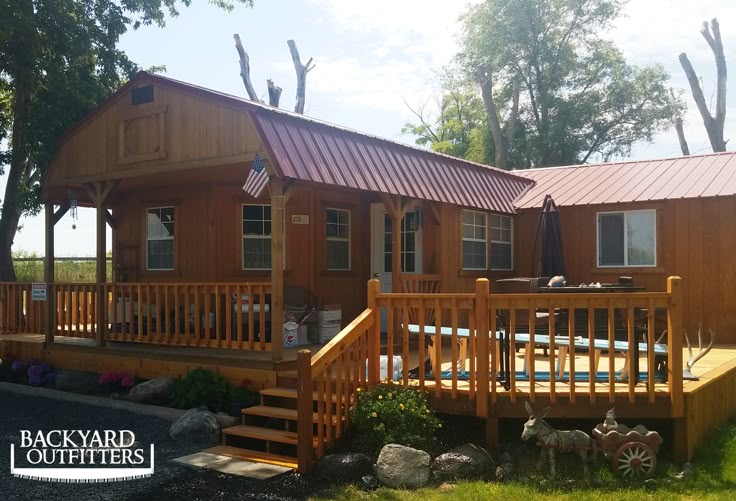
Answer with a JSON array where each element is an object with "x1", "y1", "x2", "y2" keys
[{"x1": 10, "y1": 429, "x2": 154, "y2": 483}]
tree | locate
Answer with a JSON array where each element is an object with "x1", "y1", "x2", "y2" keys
[
  {"x1": 407, "y1": 0, "x2": 680, "y2": 169},
  {"x1": 0, "y1": 0, "x2": 252, "y2": 281},
  {"x1": 678, "y1": 18, "x2": 728, "y2": 153}
]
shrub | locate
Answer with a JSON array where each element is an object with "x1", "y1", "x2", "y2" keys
[
  {"x1": 99, "y1": 370, "x2": 136, "y2": 392},
  {"x1": 349, "y1": 383, "x2": 442, "y2": 457},
  {"x1": 172, "y1": 368, "x2": 231, "y2": 412}
]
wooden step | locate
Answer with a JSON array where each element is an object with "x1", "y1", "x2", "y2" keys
[
  {"x1": 203, "y1": 445, "x2": 297, "y2": 469},
  {"x1": 260, "y1": 386, "x2": 347, "y2": 402},
  {"x1": 243, "y1": 405, "x2": 339, "y2": 424},
  {"x1": 223, "y1": 424, "x2": 298, "y2": 445},
  {"x1": 278, "y1": 369, "x2": 297, "y2": 379}
]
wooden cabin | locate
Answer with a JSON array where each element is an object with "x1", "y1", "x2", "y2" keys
[{"x1": 2, "y1": 72, "x2": 736, "y2": 472}]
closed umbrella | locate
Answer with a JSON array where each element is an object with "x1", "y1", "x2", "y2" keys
[{"x1": 531, "y1": 194, "x2": 565, "y2": 279}]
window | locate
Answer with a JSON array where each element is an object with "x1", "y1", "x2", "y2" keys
[
  {"x1": 242, "y1": 205, "x2": 271, "y2": 270},
  {"x1": 326, "y1": 208, "x2": 350, "y2": 270},
  {"x1": 131, "y1": 85, "x2": 154, "y2": 105},
  {"x1": 146, "y1": 207, "x2": 174, "y2": 270},
  {"x1": 383, "y1": 211, "x2": 420, "y2": 273},
  {"x1": 597, "y1": 210, "x2": 656, "y2": 267},
  {"x1": 491, "y1": 214, "x2": 513, "y2": 270},
  {"x1": 462, "y1": 210, "x2": 487, "y2": 270}
]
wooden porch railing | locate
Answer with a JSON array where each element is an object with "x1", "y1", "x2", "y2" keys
[
  {"x1": 296, "y1": 281, "x2": 380, "y2": 473},
  {"x1": 55, "y1": 283, "x2": 97, "y2": 339},
  {"x1": 103, "y1": 282, "x2": 273, "y2": 350},
  {"x1": 0, "y1": 283, "x2": 45, "y2": 334}
]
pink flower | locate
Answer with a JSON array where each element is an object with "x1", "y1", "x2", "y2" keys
[{"x1": 120, "y1": 376, "x2": 136, "y2": 389}]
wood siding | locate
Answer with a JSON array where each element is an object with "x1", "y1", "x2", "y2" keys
[
  {"x1": 46, "y1": 82, "x2": 262, "y2": 188},
  {"x1": 515, "y1": 198, "x2": 736, "y2": 343}
]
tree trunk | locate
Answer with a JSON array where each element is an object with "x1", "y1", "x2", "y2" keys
[
  {"x1": 675, "y1": 117, "x2": 690, "y2": 155},
  {"x1": 478, "y1": 67, "x2": 508, "y2": 170},
  {"x1": 287, "y1": 40, "x2": 314, "y2": 115},
  {"x1": 267, "y1": 79, "x2": 282, "y2": 107},
  {"x1": 233, "y1": 34, "x2": 261, "y2": 102}
]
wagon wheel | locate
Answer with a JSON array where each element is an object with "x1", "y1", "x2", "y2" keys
[{"x1": 613, "y1": 442, "x2": 657, "y2": 478}]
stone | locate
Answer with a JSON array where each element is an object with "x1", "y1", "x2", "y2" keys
[
  {"x1": 127, "y1": 377, "x2": 175, "y2": 405},
  {"x1": 54, "y1": 370, "x2": 100, "y2": 394},
  {"x1": 498, "y1": 451, "x2": 513, "y2": 464},
  {"x1": 360, "y1": 475, "x2": 379, "y2": 491},
  {"x1": 312, "y1": 452, "x2": 373, "y2": 484},
  {"x1": 376, "y1": 444, "x2": 431, "y2": 489},
  {"x1": 431, "y1": 443, "x2": 496, "y2": 481},
  {"x1": 495, "y1": 462, "x2": 515, "y2": 482},
  {"x1": 438, "y1": 482, "x2": 456, "y2": 491},
  {"x1": 215, "y1": 412, "x2": 241, "y2": 429},
  {"x1": 170, "y1": 408, "x2": 221, "y2": 445},
  {"x1": 644, "y1": 478, "x2": 658, "y2": 490}
]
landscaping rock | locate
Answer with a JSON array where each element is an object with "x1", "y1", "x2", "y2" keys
[
  {"x1": 360, "y1": 475, "x2": 379, "y2": 491},
  {"x1": 127, "y1": 377, "x2": 175, "y2": 405},
  {"x1": 54, "y1": 370, "x2": 99, "y2": 394},
  {"x1": 432, "y1": 443, "x2": 496, "y2": 481},
  {"x1": 214, "y1": 412, "x2": 240, "y2": 429},
  {"x1": 376, "y1": 444, "x2": 431, "y2": 488},
  {"x1": 498, "y1": 451, "x2": 513, "y2": 465},
  {"x1": 169, "y1": 408, "x2": 221, "y2": 444},
  {"x1": 495, "y1": 462, "x2": 515, "y2": 482},
  {"x1": 313, "y1": 452, "x2": 373, "y2": 484}
]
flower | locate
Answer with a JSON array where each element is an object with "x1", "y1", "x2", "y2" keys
[
  {"x1": 120, "y1": 376, "x2": 136, "y2": 389},
  {"x1": 438, "y1": 423, "x2": 442, "y2": 428},
  {"x1": 399, "y1": 404, "x2": 405, "y2": 411},
  {"x1": 387, "y1": 392, "x2": 393, "y2": 398},
  {"x1": 371, "y1": 412, "x2": 377, "y2": 418},
  {"x1": 11, "y1": 360, "x2": 25, "y2": 371},
  {"x1": 378, "y1": 395, "x2": 382, "y2": 400},
  {"x1": 44, "y1": 372, "x2": 57, "y2": 386},
  {"x1": 356, "y1": 388, "x2": 361, "y2": 392}
]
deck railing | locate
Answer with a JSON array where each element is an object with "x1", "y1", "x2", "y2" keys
[
  {"x1": 55, "y1": 283, "x2": 98, "y2": 339},
  {"x1": 0, "y1": 283, "x2": 45, "y2": 334},
  {"x1": 296, "y1": 281, "x2": 379, "y2": 474}
]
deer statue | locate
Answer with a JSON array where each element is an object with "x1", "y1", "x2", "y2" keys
[
  {"x1": 654, "y1": 324, "x2": 715, "y2": 380},
  {"x1": 521, "y1": 401, "x2": 597, "y2": 478}
]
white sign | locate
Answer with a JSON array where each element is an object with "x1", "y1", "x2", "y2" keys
[
  {"x1": 11, "y1": 429, "x2": 155, "y2": 483},
  {"x1": 291, "y1": 215, "x2": 310, "y2": 224},
  {"x1": 31, "y1": 283, "x2": 47, "y2": 301}
]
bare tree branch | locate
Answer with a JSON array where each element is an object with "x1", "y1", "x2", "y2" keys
[
  {"x1": 287, "y1": 39, "x2": 315, "y2": 114},
  {"x1": 478, "y1": 66, "x2": 508, "y2": 169},
  {"x1": 675, "y1": 117, "x2": 691, "y2": 155},
  {"x1": 701, "y1": 19, "x2": 727, "y2": 137},
  {"x1": 504, "y1": 77, "x2": 521, "y2": 146},
  {"x1": 233, "y1": 34, "x2": 260, "y2": 102},
  {"x1": 267, "y1": 79, "x2": 282, "y2": 107}
]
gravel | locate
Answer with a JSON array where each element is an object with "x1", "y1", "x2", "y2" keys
[{"x1": 0, "y1": 391, "x2": 322, "y2": 501}]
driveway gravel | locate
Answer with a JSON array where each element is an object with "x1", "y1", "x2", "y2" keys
[{"x1": 0, "y1": 391, "x2": 320, "y2": 501}]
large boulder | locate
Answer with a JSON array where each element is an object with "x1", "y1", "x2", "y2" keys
[
  {"x1": 376, "y1": 444, "x2": 431, "y2": 489},
  {"x1": 432, "y1": 443, "x2": 496, "y2": 481},
  {"x1": 54, "y1": 370, "x2": 100, "y2": 394},
  {"x1": 128, "y1": 377, "x2": 175, "y2": 405},
  {"x1": 170, "y1": 408, "x2": 221, "y2": 445},
  {"x1": 313, "y1": 452, "x2": 373, "y2": 484}
]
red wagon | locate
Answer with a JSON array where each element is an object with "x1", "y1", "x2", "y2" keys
[{"x1": 592, "y1": 422, "x2": 663, "y2": 477}]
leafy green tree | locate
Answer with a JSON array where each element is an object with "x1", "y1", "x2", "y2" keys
[
  {"x1": 406, "y1": 0, "x2": 681, "y2": 170},
  {"x1": 0, "y1": 0, "x2": 252, "y2": 281}
]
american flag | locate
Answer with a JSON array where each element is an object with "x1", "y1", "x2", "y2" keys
[{"x1": 242, "y1": 153, "x2": 269, "y2": 198}]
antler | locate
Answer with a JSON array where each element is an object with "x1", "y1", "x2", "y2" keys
[
  {"x1": 524, "y1": 401, "x2": 535, "y2": 416},
  {"x1": 655, "y1": 329, "x2": 667, "y2": 345},
  {"x1": 684, "y1": 324, "x2": 715, "y2": 371}
]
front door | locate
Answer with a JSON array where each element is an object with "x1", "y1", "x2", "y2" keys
[{"x1": 371, "y1": 203, "x2": 422, "y2": 329}]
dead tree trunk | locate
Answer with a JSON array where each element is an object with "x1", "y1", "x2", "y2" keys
[
  {"x1": 679, "y1": 18, "x2": 727, "y2": 152},
  {"x1": 479, "y1": 66, "x2": 508, "y2": 170},
  {"x1": 287, "y1": 40, "x2": 315, "y2": 115},
  {"x1": 675, "y1": 117, "x2": 690, "y2": 155},
  {"x1": 234, "y1": 34, "x2": 261, "y2": 102},
  {"x1": 267, "y1": 79, "x2": 282, "y2": 107}
]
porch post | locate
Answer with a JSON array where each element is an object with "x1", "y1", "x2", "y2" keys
[
  {"x1": 380, "y1": 194, "x2": 403, "y2": 292},
  {"x1": 270, "y1": 177, "x2": 284, "y2": 361},
  {"x1": 44, "y1": 202, "x2": 55, "y2": 344},
  {"x1": 95, "y1": 190, "x2": 107, "y2": 347},
  {"x1": 667, "y1": 276, "x2": 684, "y2": 417}
]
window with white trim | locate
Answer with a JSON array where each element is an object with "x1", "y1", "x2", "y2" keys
[
  {"x1": 326, "y1": 208, "x2": 350, "y2": 270},
  {"x1": 491, "y1": 214, "x2": 513, "y2": 270},
  {"x1": 462, "y1": 210, "x2": 487, "y2": 270},
  {"x1": 146, "y1": 207, "x2": 175, "y2": 270},
  {"x1": 243, "y1": 204, "x2": 271, "y2": 270},
  {"x1": 597, "y1": 210, "x2": 656, "y2": 267}
]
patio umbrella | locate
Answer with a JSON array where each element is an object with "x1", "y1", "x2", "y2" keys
[{"x1": 531, "y1": 194, "x2": 565, "y2": 278}]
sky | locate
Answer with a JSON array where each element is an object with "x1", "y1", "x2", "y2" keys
[{"x1": 5, "y1": 0, "x2": 736, "y2": 256}]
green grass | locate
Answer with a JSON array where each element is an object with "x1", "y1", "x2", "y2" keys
[
  {"x1": 314, "y1": 418, "x2": 736, "y2": 500},
  {"x1": 12, "y1": 251, "x2": 111, "y2": 283}
]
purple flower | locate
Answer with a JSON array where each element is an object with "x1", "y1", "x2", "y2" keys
[
  {"x1": 44, "y1": 372, "x2": 57, "y2": 386},
  {"x1": 28, "y1": 365, "x2": 43, "y2": 379},
  {"x1": 40, "y1": 363, "x2": 51, "y2": 374},
  {"x1": 28, "y1": 375, "x2": 42, "y2": 387},
  {"x1": 11, "y1": 360, "x2": 25, "y2": 372}
]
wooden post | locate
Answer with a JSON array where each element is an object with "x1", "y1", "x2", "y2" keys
[
  {"x1": 296, "y1": 349, "x2": 313, "y2": 473},
  {"x1": 270, "y1": 177, "x2": 284, "y2": 362},
  {"x1": 475, "y1": 278, "x2": 490, "y2": 418},
  {"x1": 485, "y1": 416, "x2": 499, "y2": 452},
  {"x1": 391, "y1": 210, "x2": 401, "y2": 293},
  {"x1": 366, "y1": 278, "x2": 381, "y2": 386},
  {"x1": 667, "y1": 276, "x2": 684, "y2": 417},
  {"x1": 95, "y1": 187, "x2": 107, "y2": 347},
  {"x1": 44, "y1": 202, "x2": 55, "y2": 344}
]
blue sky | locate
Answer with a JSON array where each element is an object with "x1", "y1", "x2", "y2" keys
[{"x1": 6, "y1": 0, "x2": 736, "y2": 255}]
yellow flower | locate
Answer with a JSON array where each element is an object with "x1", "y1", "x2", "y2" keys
[
  {"x1": 399, "y1": 404, "x2": 405, "y2": 411},
  {"x1": 371, "y1": 412, "x2": 377, "y2": 418},
  {"x1": 438, "y1": 423, "x2": 442, "y2": 428},
  {"x1": 378, "y1": 395, "x2": 383, "y2": 400},
  {"x1": 356, "y1": 388, "x2": 362, "y2": 392},
  {"x1": 388, "y1": 392, "x2": 393, "y2": 398},
  {"x1": 426, "y1": 409, "x2": 430, "y2": 413}
]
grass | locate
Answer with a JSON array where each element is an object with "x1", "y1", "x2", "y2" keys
[
  {"x1": 313, "y1": 417, "x2": 736, "y2": 500},
  {"x1": 12, "y1": 250, "x2": 111, "y2": 282}
]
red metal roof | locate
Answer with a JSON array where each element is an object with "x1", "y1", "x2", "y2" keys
[
  {"x1": 513, "y1": 151, "x2": 736, "y2": 209},
  {"x1": 57, "y1": 72, "x2": 531, "y2": 213},
  {"x1": 247, "y1": 107, "x2": 532, "y2": 213}
]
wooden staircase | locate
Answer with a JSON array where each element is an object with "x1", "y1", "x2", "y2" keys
[{"x1": 203, "y1": 369, "x2": 346, "y2": 470}]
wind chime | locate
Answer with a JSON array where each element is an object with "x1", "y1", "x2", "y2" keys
[{"x1": 68, "y1": 189, "x2": 78, "y2": 229}]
